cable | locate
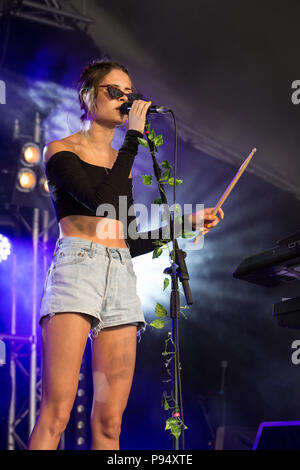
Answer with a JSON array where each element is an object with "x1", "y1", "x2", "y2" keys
[{"x1": 169, "y1": 109, "x2": 185, "y2": 450}]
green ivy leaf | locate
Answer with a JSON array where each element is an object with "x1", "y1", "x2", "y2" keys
[
  {"x1": 163, "y1": 277, "x2": 170, "y2": 291},
  {"x1": 165, "y1": 418, "x2": 177, "y2": 430},
  {"x1": 152, "y1": 240, "x2": 168, "y2": 247},
  {"x1": 171, "y1": 425, "x2": 182, "y2": 439},
  {"x1": 168, "y1": 177, "x2": 183, "y2": 187},
  {"x1": 162, "y1": 169, "x2": 171, "y2": 180},
  {"x1": 154, "y1": 134, "x2": 163, "y2": 147},
  {"x1": 165, "y1": 418, "x2": 182, "y2": 439},
  {"x1": 182, "y1": 231, "x2": 195, "y2": 239},
  {"x1": 155, "y1": 302, "x2": 168, "y2": 318},
  {"x1": 154, "y1": 197, "x2": 162, "y2": 205},
  {"x1": 152, "y1": 247, "x2": 163, "y2": 258},
  {"x1": 161, "y1": 160, "x2": 172, "y2": 169},
  {"x1": 142, "y1": 175, "x2": 153, "y2": 185},
  {"x1": 162, "y1": 396, "x2": 170, "y2": 411},
  {"x1": 137, "y1": 137, "x2": 149, "y2": 147},
  {"x1": 150, "y1": 319, "x2": 165, "y2": 329},
  {"x1": 148, "y1": 128, "x2": 156, "y2": 141}
]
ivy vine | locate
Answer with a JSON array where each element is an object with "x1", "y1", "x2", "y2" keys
[{"x1": 137, "y1": 123, "x2": 191, "y2": 440}]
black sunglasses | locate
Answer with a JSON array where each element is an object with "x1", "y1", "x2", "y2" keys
[{"x1": 98, "y1": 84, "x2": 143, "y2": 102}]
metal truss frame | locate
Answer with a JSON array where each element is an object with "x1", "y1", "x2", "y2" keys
[
  {"x1": 0, "y1": 0, "x2": 94, "y2": 31},
  {"x1": 0, "y1": 208, "x2": 57, "y2": 449}
]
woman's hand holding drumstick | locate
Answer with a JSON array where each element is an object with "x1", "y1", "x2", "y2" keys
[{"x1": 186, "y1": 207, "x2": 224, "y2": 236}]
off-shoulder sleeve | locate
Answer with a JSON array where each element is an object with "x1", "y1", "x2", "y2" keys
[{"x1": 45, "y1": 129, "x2": 143, "y2": 213}]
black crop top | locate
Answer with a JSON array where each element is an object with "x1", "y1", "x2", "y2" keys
[{"x1": 45, "y1": 129, "x2": 187, "y2": 258}]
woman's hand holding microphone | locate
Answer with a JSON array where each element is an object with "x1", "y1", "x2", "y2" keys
[{"x1": 128, "y1": 99, "x2": 152, "y2": 134}]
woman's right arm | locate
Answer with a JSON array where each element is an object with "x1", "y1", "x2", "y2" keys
[
  {"x1": 45, "y1": 130, "x2": 143, "y2": 213},
  {"x1": 45, "y1": 99, "x2": 151, "y2": 213}
]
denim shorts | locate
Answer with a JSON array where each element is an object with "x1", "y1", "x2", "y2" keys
[{"x1": 39, "y1": 237, "x2": 147, "y2": 338}]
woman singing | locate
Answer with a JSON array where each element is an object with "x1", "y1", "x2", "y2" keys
[{"x1": 28, "y1": 59, "x2": 223, "y2": 450}]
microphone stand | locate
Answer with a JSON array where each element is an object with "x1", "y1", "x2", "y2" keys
[{"x1": 144, "y1": 118, "x2": 193, "y2": 450}]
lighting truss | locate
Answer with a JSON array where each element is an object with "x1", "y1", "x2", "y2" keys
[
  {"x1": 0, "y1": 0, "x2": 94, "y2": 31},
  {"x1": 0, "y1": 110, "x2": 58, "y2": 448},
  {"x1": 0, "y1": 208, "x2": 57, "y2": 449}
]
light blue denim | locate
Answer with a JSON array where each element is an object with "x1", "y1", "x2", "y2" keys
[{"x1": 39, "y1": 237, "x2": 147, "y2": 338}]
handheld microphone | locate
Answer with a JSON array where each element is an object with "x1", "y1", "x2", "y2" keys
[{"x1": 119, "y1": 102, "x2": 170, "y2": 115}]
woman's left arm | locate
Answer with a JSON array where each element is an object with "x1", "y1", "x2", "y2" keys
[{"x1": 126, "y1": 206, "x2": 224, "y2": 258}]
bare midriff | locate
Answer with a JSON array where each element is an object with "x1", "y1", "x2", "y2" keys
[
  {"x1": 51, "y1": 134, "x2": 130, "y2": 249},
  {"x1": 59, "y1": 215, "x2": 128, "y2": 249}
]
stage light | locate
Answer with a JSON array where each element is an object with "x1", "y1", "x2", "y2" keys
[
  {"x1": 16, "y1": 168, "x2": 37, "y2": 192},
  {"x1": 39, "y1": 177, "x2": 49, "y2": 196},
  {"x1": 22, "y1": 143, "x2": 41, "y2": 166},
  {"x1": 0, "y1": 234, "x2": 11, "y2": 263}
]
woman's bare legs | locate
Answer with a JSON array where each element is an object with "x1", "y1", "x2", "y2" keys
[
  {"x1": 90, "y1": 324, "x2": 137, "y2": 450},
  {"x1": 28, "y1": 312, "x2": 92, "y2": 450}
]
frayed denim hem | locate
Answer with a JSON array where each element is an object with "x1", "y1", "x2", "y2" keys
[
  {"x1": 89, "y1": 317, "x2": 105, "y2": 339},
  {"x1": 89, "y1": 320, "x2": 147, "y2": 341},
  {"x1": 137, "y1": 322, "x2": 147, "y2": 343}
]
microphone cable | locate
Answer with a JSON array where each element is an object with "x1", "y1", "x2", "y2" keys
[{"x1": 169, "y1": 109, "x2": 186, "y2": 450}]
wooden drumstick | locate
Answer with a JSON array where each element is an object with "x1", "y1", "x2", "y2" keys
[{"x1": 193, "y1": 147, "x2": 257, "y2": 245}]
